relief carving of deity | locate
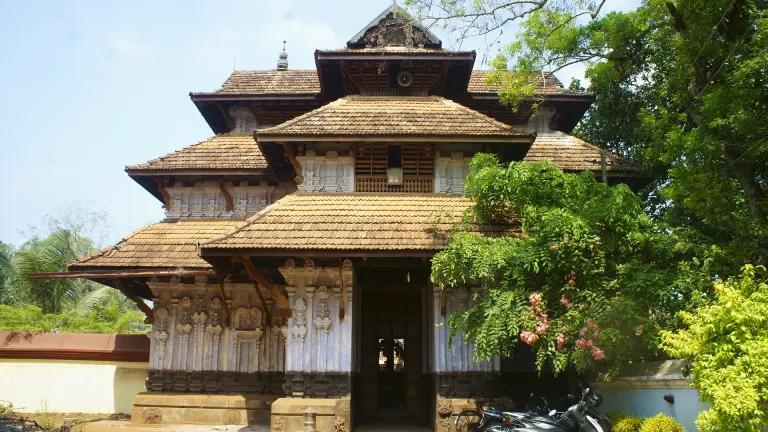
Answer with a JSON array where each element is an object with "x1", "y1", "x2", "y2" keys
[
  {"x1": 207, "y1": 297, "x2": 223, "y2": 329},
  {"x1": 313, "y1": 286, "x2": 332, "y2": 333},
  {"x1": 175, "y1": 297, "x2": 192, "y2": 334},
  {"x1": 291, "y1": 297, "x2": 308, "y2": 341}
]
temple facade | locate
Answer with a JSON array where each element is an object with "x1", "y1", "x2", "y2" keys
[{"x1": 61, "y1": 5, "x2": 637, "y2": 431}]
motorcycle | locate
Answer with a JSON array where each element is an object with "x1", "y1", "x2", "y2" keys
[{"x1": 455, "y1": 388, "x2": 611, "y2": 432}]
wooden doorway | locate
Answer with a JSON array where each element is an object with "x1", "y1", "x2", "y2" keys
[{"x1": 355, "y1": 264, "x2": 430, "y2": 427}]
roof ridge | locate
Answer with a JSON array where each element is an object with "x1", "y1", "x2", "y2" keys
[
  {"x1": 200, "y1": 194, "x2": 298, "y2": 248},
  {"x1": 257, "y1": 97, "x2": 349, "y2": 135}
]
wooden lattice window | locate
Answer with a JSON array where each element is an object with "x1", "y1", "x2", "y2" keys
[{"x1": 355, "y1": 143, "x2": 434, "y2": 192}]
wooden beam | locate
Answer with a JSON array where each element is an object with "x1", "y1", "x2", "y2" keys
[
  {"x1": 113, "y1": 279, "x2": 154, "y2": 324},
  {"x1": 29, "y1": 269, "x2": 215, "y2": 280},
  {"x1": 237, "y1": 257, "x2": 291, "y2": 320}
]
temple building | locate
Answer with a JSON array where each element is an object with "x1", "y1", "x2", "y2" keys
[{"x1": 52, "y1": 4, "x2": 637, "y2": 431}]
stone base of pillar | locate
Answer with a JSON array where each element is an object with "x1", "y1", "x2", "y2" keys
[
  {"x1": 270, "y1": 397, "x2": 350, "y2": 432},
  {"x1": 130, "y1": 392, "x2": 278, "y2": 426}
]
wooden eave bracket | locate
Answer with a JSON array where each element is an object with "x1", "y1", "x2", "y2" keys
[
  {"x1": 113, "y1": 278, "x2": 154, "y2": 324},
  {"x1": 155, "y1": 179, "x2": 171, "y2": 210},
  {"x1": 282, "y1": 142, "x2": 304, "y2": 184},
  {"x1": 238, "y1": 257, "x2": 291, "y2": 320},
  {"x1": 218, "y1": 181, "x2": 235, "y2": 211}
]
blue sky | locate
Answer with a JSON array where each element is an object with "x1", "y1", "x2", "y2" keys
[{"x1": 0, "y1": 0, "x2": 640, "y2": 247}]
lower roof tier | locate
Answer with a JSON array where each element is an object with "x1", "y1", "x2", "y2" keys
[
  {"x1": 68, "y1": 193, "x2": 515, "y2": 272},
  {"x1": 202, "y1": 193, "x2": 512, "y2": 255},
  {"x1": 70, "y1": 219, "x2": 244, "y2": 270}
]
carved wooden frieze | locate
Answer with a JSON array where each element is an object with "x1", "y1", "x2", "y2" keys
[
  {"x1": 296, "y1": 152, "x2": 354, "y2": 193},
  {"x1": 164, "y1": 181, "x2": 272, "y2": 219},
  {"x1": 435, "y1": 152, "x2": 470, "y2": 194}
]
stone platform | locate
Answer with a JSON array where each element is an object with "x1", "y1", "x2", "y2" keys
[
  {"x1": 82, "y1": 420, "x2": 268, "y2": 432},
  {"x1": 130, "y1": 393, "x2": 277, "y2": 426}
]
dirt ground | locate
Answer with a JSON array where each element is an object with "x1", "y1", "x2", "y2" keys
[{"x1": 0, "y1": 412, "x2": 129, "y2": 432}]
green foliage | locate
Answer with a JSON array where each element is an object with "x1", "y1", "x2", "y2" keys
[
  {"x1": 1, "y1": 212, "x2": 149, "y2": 334},
  {"x1": 661, "y1": 265, "x2": 768, "y2": 432},
  {"x1": 499, "y1": 0, "x2": 768, "y2": 272},
  {"x1": 639, "y1": 414, "x2": 685, "y2": 432},
  {"x1": 614, "y1": 415, "x2": 644, "y2": 432},
  {"x1": 432, "y1": 156, "x2": 707, "y2": 375}
]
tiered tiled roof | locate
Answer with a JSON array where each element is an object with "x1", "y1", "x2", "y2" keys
[
  {"x1": 125, "y1": 133, "x2": 268, "y2": 172},
  {"x1": 256, "y1": 96, "x2": 530, "y2": 139},
  {"x1": 70, "y1": 220, "x2": 243, "y2": 269},
  {"x1": 203, "y1": 193, "x2": 512, "y2": 252},
  {"x1": 524, "y1": 131, "x2": 638, "y2": 173}
]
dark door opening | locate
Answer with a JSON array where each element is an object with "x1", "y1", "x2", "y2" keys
[{"x1": 354, "y1": 264, "x2": 430, "y2": 427}]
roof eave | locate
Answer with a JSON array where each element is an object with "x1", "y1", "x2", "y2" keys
[
  {"x1": 190, "y1": 93, "x2": 320, "y2": 102},
  {"x1": 125, "y1": 168, "x2": 272, "y2": 176},
  {"x1": 201, "y1": 247, "x2": 439, "y2": 258},
  {"x1": 315, "y1": 51, "x2": 475, "y2": 61},
  {"x1": 255, "y1": 134, "x2": 533, "y2": 143}
]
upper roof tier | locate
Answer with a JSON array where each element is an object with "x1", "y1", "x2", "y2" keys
[
  {"x1": 193, "y1": 69, "x2": 585, "y2": 98},
  {"x1": 256, "y1": 95, "x2": 531, "y2": 141}
]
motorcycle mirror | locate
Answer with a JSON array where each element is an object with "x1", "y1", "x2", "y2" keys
[
  {"x1": 582, "y1": 387, "x2": 590, "y2": 397},
  {"x1": 548, "y1": 409, "x2": 557, "y2": 417}
]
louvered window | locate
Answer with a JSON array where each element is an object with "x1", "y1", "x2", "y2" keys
[{"x1": 355, "y1": 143, "x2": 434, "y2": 193}]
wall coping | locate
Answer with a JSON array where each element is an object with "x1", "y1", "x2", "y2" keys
[{"x1": 0, "y1": 332, "x2": 149, "y2": 362}]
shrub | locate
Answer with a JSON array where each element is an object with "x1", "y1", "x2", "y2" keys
[
  {"x1": 614, "y1": 416, "x2": 644, "y2": 432},
  {"x1": 639, "y1": 414, "x2": 685, "y2": 432},
  {"x1": 661, "y1": 265, "x2": 768, "y2": 431}
]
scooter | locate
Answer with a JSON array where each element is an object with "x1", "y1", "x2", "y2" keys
[{"x1": 455, "y1": 388, "x2": 611, "y2": 432}]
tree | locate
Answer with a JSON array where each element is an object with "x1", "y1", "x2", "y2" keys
[
  {"x1": 0, "y1": 208, "x2": 149, "y2": 334},
  {"x1": 661, "y1": 265, "x2": 768, "y2": 432},
  {"x1": 9, "y1": 229, "x2": 97, "y2": 314},
  {"x1": 408, "y1": 0, "x2": 768, "y2": 274},
  {"x1": 0, "y1": 241, "x2": 14, "y2": 304},
  {"x1": 431, "y1": 155, "x2": 708, "y2": 375}
]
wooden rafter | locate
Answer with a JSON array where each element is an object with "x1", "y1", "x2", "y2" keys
[{"x1": 29, "y1": 269, "x2": 215, "y2": 280}]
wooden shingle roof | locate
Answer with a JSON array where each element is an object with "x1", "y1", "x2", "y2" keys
[
  {"x1": 70, "y1": 220, "x2": 244, "y2": 270},
  {"x1": 524, "y1": 131, "x2": 638, "y2": 173},
  {"x1": 256, "y1": 96, "x2": 531, "y2": 140},
  {"x1": 126, "y1": 133, "x2": 268, "y2": 173},
  {"x1": 203, "y1": 193, "x2": 509, "y2": 254}
]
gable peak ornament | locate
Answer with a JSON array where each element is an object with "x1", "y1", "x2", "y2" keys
[
  {"x1": 346, "y1": 4, "x2": 442, "y2": 49},
  {"x1": 277, "y1": 41, "x2": 289, "y2": 71}
]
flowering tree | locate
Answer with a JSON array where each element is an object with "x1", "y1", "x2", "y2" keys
[{"x1": 432, "y1": 155, "x2": 709, "y2": 375}]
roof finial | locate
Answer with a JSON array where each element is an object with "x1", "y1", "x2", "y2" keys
[
  {"x1": 392, "y1": 0, "x2": 398, "y2": 16},
  {"x1": 277, "y1": 40, "x2": 288, "y2": 71}
]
